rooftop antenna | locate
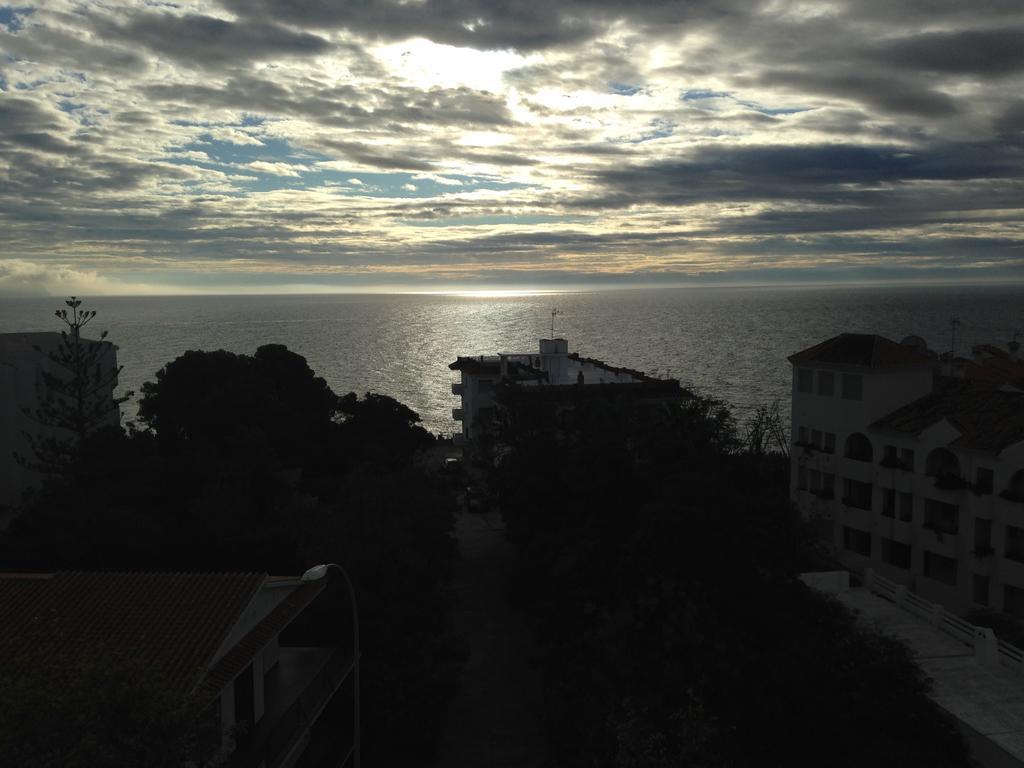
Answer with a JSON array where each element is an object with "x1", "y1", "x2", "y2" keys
[
  {"x1": 950, "y1": 316, "x2": 961, "y2": 358},
  {"x1": 551, "y1": 308, "x2": 560, "y2": 337}
]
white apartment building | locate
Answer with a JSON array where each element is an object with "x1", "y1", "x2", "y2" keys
[
  {"x1": 790, "y1": 333, "x2": 1024, "y2": 615},
  {"x1": 1, "y1": 332, "x2": 121, "y2": 512},
  {"x1": 449, "y1": 337, "x2": 659, "y2": 445}
]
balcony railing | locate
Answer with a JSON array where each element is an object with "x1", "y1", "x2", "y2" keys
[
  {"x1": 879, "y1": 455, "x2": 911, "y2": 471},
  {"x1": 230, "y1": 648, "x2": 355, "y2": 768},
  {"x1": 932, "y1": 472, "x2": 968, "y2": 491},
  {"x1": 923, "y1": 520, "x2": 958, "y2": 538},
  {"x1": 809, "y1": 487, "x2": 835, "y2": 500}
]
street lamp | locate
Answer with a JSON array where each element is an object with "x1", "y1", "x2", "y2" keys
[{"x1": 302, "y1": 563, "x2": 360, "y2": 768}]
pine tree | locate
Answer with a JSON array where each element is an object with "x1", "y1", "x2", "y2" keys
[{"x1": 17, "y1": 297, "x2": 132, "y2": 479}]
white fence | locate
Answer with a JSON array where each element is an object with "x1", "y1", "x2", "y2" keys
[{"x1": 861, "y1": 568, "x2": 1023, "y2": 673}]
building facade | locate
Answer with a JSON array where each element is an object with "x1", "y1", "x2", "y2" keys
[
  {"x1": 0, "y1": 566, "x2": 358, "y2": 768},
  {"x1": 449, "y1": 337, "x2": 659, "y2": 444},
  {"x1": 1, "y1": 332, "x2": 122, "y2": 512},
  {"x1": 790, "y1": 333, "x2": 1024, "y2": 615}
]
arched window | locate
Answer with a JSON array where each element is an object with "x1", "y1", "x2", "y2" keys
[{"x1": 844, "y1": 432, "x2": 873, "y2": 462}]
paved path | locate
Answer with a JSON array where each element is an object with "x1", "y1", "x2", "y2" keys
[
  {"x1": 436, "y1": 510, "x2": 544, "y2": 768},
  {"x1": 837, "y1": 587, "x2": 1024, "y2": 765}
]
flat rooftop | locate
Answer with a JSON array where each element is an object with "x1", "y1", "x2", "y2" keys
[{"x1": 838, "y1": 587, "x2": 1024, "y2": 764}]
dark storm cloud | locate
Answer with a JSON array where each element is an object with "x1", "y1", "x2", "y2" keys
[
  {"x1": 144, "y1": 77, "x2": 512, "y2": 131},
  {"x1": 754, "y1": 71, "x2": 959, "y2": 119},
  {"x1": 875, "y1": 29, "x2": 1024, "y2": 76},
  {"x1": 582, "y1": 143, "x2": 1024, "y2": 208},
  {"x1": 216, "y1": 0, "x2": 748, "y2": 51},
  {"x1": 94, "y1": 12, "x2": 331, "y2": 67}
]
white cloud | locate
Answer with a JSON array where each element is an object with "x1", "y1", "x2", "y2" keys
[{"x1": 248, "y1": 160, "x2": 308, "y2": 176}]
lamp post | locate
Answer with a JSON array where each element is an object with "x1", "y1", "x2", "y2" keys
[{"x1": 302, "y1": 563, "x2": 360, "y2": 768}]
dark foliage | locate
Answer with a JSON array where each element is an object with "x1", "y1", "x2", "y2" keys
[
  {"x1": 2, "y1": 343, "x2": 463, "y2": 766},
  {"x1": 489, "y1": 387, "x2": 969, "y2": 768},
  {"x1": 16, "y1": 297, "x2": 131, "y2": 481},
  {"x1": 0, "y1": 650, "x2": 213, "y2": 768}
]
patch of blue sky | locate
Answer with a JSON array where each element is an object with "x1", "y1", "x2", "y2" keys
[
  {"x1": 737, "y1": 100, "x2": 809, "y2": 116},
  {"x1": 0, "y1": 6, "x2": 32, "y2": 33},
  {"x1": 14, "y1": 77, "x2": 48, "y2": 90},
  {"x1": 682, "y1": 89, "x2": 730, "y2": 101},
  {"x1": 682, "y1": 88, "x2": 808, "y2": 116},
  {"x1": 0, "y1": 72, "x2": 7, "y2": 91},
  {"x1": 166, "y1": 138, "x2": 528, "y2": 197},
  {"x1": 615, "y1": 118, "x2": 674, "y2": 144},
  {"x1": 609, "y1": 82, "x2": 644, "y2": 96},
  {"x1": 58, "y1": 99, "x2": 85, "y2": 113},
  {"x1": 239, "y1": 114, "x2": 265, "y2": 127}
]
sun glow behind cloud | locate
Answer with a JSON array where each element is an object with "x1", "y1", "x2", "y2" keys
[{"x1": 0, "y1": 0, "x2": 1022, "y2": 295}]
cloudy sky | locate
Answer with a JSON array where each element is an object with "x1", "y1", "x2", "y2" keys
[{"x1": 1, "y1": 0, "x2": 1023, "y2": 295}]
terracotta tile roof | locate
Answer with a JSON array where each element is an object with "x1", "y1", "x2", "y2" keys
[
  {"x1": 871, "y1": 379, "x2": 1024, "y2": 453},
  {"x1": 0, "y1": 571, "x2": 266, "y2": 693},
  {"x1": 789, "y1": 333, "x2": 934, "y2": 369}
]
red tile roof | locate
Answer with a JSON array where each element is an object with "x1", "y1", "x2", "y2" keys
[
  {"x1": 789, "y1": 333, "x2": 934, "y2": 369},
  {"x1": 0, "y1": 571, "x2": 266, "y2": 693},
  {"x1": 871, "y1": 379, "x2": 1024, "y2": 453}
]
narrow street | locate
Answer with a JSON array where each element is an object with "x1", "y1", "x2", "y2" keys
[{"x1": 437, "y1": 509, "x2": 545, "y2": 768}]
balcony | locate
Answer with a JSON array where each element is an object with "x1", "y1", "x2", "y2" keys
[
  {"x1": 452, "y1": 382, "x2": 464, "y2": 396},
  {"x1": 932, "y1": 472, "x2": 969, "y2": 491},
  {"x1": 231, "y1": 647, "x2": 355, "y2": 768},
  {"x1": 452, "y1": 408, "x2": 464, "y2": 421},
  {"x1": 879, "y1": 455, "x2": 911, "y2": 472}
]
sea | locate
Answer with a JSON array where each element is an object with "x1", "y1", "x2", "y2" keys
[{"x1": 2, "y1": 284, "x2": 1022, "y2": 436}]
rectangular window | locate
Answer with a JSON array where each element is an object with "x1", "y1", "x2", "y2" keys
[
  {"x1": 881, "y1": 444, "x2": 902, "y2": 469},
  {"x1": 841, "y1": 373, "x2": 863, "y2": 400},
  {"x1": 881, "y1": 538, "x2": 912, "y2": 569},
  {"x1": 900, "y1": 448, "x2": 915, "y2": 472},
  {"x1": 898, "y1": 492, "x2": 913, "y2": 522},
  {"x1": 843, "y1": 526, "x2": 872, "y2": 556},
  {"x1": 842, "y1": 478, "x2": 873, "y2": 510},
  {"x1": 975, "y1": 467, "x2": 994, "y2": 495},
  {"x1": 811, "y1": 472, "x2": 836, "y2": 500},
  {"x1": 882, "y1": 488, "x2": 896, "y2": 518},
  {"x1": 811, "y1": 429, "x2": 823, "y2": 449},
  {"x1": 823, "y1": 432, "x2": 836, "y2": 454},
  {"x1": 974, "y1": 518, "x2": 992, "y2": 551},
  {"x1": 797, "y1": 368, "x2": 813, "y2": 393},
  {"x1": 973, "y1": 574, "x2": 990, "y2": 607},
  {"x1": 924, "y1": 499, "x2": 959, "y2": 534},
  {"x1": 817, "y1": 371, "x2": 834, "y2": 396},
  {"x1": 1006, "y1": 525, "x2": 1024, "y2": 563},
  {"x1": 1006, "y1": 585, "x2": 1024, "y2": 618},
  {"x1": 923, "y1": 551, "x2": 958, "y2": 586},
  {"x1": 797, "y1": 425, "x2": 809, "y2": 445}
]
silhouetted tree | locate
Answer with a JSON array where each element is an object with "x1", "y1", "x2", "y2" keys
[
  {"x1": 488, "y1": 387, "x2": 967, "y2": 768},
  {"x1": 17, "y1": 297, "x2": 131, "y2": 480},
  {"x1": 4, "y1": 341, "x2": 464, "y2": 767}
]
